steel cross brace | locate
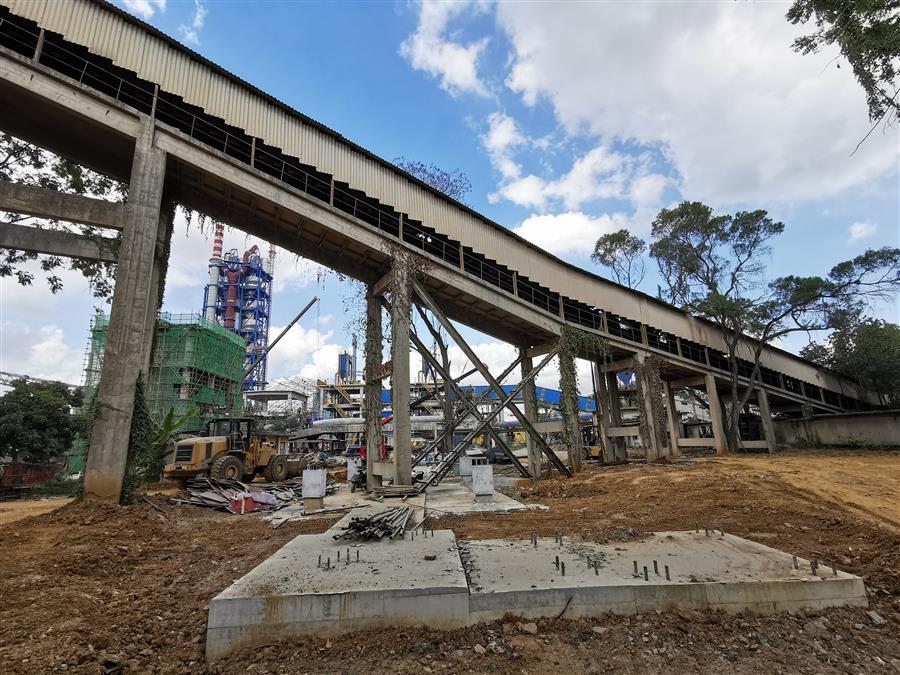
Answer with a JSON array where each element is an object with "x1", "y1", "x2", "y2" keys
[
  {"x1": 410, "y1": 354, "x2": 523, "y2": 467},
  {"x1": 379, "y1": 296, "x2": 522, "y2": 469},
  {"x1": 417, "y1": 349, "x2": 559, "y2": 491},
  {"x1": 412, "y1": 306, "x2": 530, "y2": 478},
  {"x1": 412, "y1": 279, "x2": 572, "y2": 478},
  {"x1": 408, "y1": 366, "x2": 478, "y2": 410}
]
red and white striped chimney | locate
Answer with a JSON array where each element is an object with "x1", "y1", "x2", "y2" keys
[{"x1": 211, "y1": 222, "x2": 225, "y2": 260}]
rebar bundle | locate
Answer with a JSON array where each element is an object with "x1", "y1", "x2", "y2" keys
[{"x1": 333, "y1": 506, "x2": 412, "y2": 541}]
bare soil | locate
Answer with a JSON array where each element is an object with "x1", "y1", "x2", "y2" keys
[
  {"x1": 0, "y1": 496, "x2": 74, "y2": 525},
  {"x1": 1, "y1": 450, "x2": 898, "y2": 674}
]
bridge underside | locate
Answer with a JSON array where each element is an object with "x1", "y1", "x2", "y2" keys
[{"x1": 0, "y1": 31, "x2": 871, "y2": 499}]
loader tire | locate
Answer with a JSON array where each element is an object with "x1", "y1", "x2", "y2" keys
[
  {"x1": 263, "y1": 456, "x2": 288, "y2": 482},
  {"x1": 210, "y1": 455, "x2": 243, "y2": 481}
]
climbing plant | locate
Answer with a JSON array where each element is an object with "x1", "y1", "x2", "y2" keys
[
  {"x1": 632, "y1": 354, "x2": 668, "y2": 456},
  {"x1": 556, "y1": 326, "x2": 609, "y2": 457}
]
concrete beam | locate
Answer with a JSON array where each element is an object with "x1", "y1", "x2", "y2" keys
[
  {"x1": 668, "y1": 375, "x2": 706, "y2": 389},
  {"x1": 84, "y1": 117, "x2": 166, "y2": 502},
  {"x1": 520, "y1": 351, "x2": 541, "y2": 478},
  {"x1": 0, "y1": 181, "x2": 125, "y2": 229},
  {"x1": 0, "y1": 222, "x2": 117, "y2": 262},
  {"x1": 371, "y1": 270, "x2": 392, "y2": 298},
  {"x1": 704, "y1": 374, "x2": 729, "y2": 455},
  {"x1": 364, "y1": 287, "x2": 384, "y2": 489},
  {"x1": 390, "y1": 260, "x2": 412, "y2": 486},
  {"x1": 525, "y1": 341, "x2": 558, "y2": 358},
  {"x1": 757, "y1": 388, "x2": 778, "y2": 453},
  {"x1": 599, "y1": 356, "x2": 642, "y2": 373}
]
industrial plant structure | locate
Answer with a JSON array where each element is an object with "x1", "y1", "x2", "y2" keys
[{"x1": 202, "y1": 223, "x2": 274, "y2": 392}]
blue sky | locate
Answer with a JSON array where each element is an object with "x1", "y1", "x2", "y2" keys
[{"x1": 1, "y1": 0, "x2": 897, "y2": 393}]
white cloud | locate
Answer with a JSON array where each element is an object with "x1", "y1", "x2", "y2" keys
[
  {"x1": 482, "y1": 111, "x2": 525, "y2": 179},
  {"x1": 265, "y1": 322, "x2": 344, "y2": 383},
  {"x1": 496, "y1": 2, "x2": 898, "y2": 204},
  {"x1": 489, "y1": 144, "x2": 631, "y2": 211},
  {"x1": 121, "y1": 0, "x2": 166, "y2": 20},
  {"x1": 178, "y1": 0, "x2": 207, "y2": 46},
  {"x1": 0, "y1": 322, "x2": 84, "y2": 385},
  {"x1": 401, "y1": 1, "x2": 489, "y2": 97},
  {"x1": 848, "y1": 221, "x2": 878, "y2": 241},
  {"x1": 512, "y1": 211, "x2": 625, "y2": 257}
]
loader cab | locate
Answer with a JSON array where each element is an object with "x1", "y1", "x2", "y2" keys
[{"x1": 206, "y1": 418, "x2": 253, "y2": 453}]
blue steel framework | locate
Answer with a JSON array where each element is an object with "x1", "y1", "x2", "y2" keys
[{"x1": 202, "y1": 247, "x2": 273, "y2": 392}]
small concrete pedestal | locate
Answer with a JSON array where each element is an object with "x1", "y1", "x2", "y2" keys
[
  {"x1": 458, "y1": 455, "x2": 473, "y2": 477},
  {"x1": 302, "y1": 468, "x2": 326, "y2": 512},
  {"x1": 472, "y1": 462, "x2": 494, "y2": 503}
]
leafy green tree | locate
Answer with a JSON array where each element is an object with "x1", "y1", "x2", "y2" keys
[
  {"x1": 787, "y1": 0, "x2": 900, "y2": 129},
  {"x1": 801, "y1": 314, "x2": 900, "y2": 405},
  {"x1": 648, "y1": 201, "x2": 899, "y2": 451},
  {"x1": 0, "y1": 378, "x2": 84, "y2": 464},
  {"x1": 0, "y1": 133, "x2": 124, "y2": 298},
  {"x1": 591, "y1": 228, "x2": 647, "y2": 289}
]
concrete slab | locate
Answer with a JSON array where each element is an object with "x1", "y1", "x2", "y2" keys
[
  {"x1": 464, "y1": 531, "x2": 868, "y2": 622},
  {"x1": 207, "y1": 529, "x2": 468, "y2": 661},
  {"x1": 206, "y1": 527, "x2": 867, "y2": 661},
  {"x1": 421, "y1": 479, "x2": 541, "y2": 517}
]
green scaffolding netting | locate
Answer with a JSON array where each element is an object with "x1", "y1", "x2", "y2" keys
[{"x1": 82, "y1": 312, "x2": 245, "y2": 434}]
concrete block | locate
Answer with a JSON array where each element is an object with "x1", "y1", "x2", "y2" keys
[
  {"x1": 346, "y1": 459, "x2": 359, "y2": 482},
  {"x1": 459, "y1": 455, "x2": 473, "y2": 477},
  {"x1": 302, "y1": 468, "x2": 327, "y2": 498},
  {"x1": 471, "y1": 464, "x2": 493, "y2": 496},
  {"x1": 303, "y1": 497, "x2": 323, "y2": 511}
]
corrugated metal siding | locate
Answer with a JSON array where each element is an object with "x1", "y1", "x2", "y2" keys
[
  {"x1": 1, "y1": 0, "x2": 863, "y2": 400},
  {"x1": 6, "y1": 0, "x2": 560, "y2": 289}
]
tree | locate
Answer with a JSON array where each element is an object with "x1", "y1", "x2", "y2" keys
[
  {"x1": 1, "y1": 133, "x2": 124, "y2": 298},
  {"x1": 801, "y1": 314, "x2": 900, "y2": 405},
  {"x1": 591, "y1": 228, "x2": 647, "y2": 289},
  {"x1": 394, "y1": 157, "x2": 472, "y2": 204},
  {"x1": 787, "y1": 1, "x2": 900, "y2": 130},
  {"x1": 647, "y1": 201, "x2": 899, "y2": 452},
  {"x1": 0, "y1": 378, "x2": 84, "y2": 464}
]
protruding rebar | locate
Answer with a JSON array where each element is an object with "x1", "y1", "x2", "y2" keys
[
  {"x1": 643, "y1": 566, "x2": 649, "y2": 581},
  {"x1": 633, "y1": 560, "x2": 638, "y2": 576},
  {"x1": 555, "y1": 555, "x2": 560, "y2": 570},
  {"x1": 665, "y1": 565, "x2": 670, "y2": 581},
  {"x1": 653, "y1": 560, "x2": 659, "y2": 576},
  {"x1": 561, "y1": 562, "x2": 566, "y2": 576},
  {"x1": 792, "y1": 555, "x2": 798, "y2": 569}
]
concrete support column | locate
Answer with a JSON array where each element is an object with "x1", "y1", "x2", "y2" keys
[
  {"x1": 663, "y1": 381, "x2": 682, "y2": 458},
  {"x1": 84, "y1": 117, "x2": 166, "y2": 501},
  {"x1": 633, "y1": 354, "x2": 666, "y2": 462},
  {"x1": 558, "y1": 348, "x2": 583, "y2": 473},
  {"x1": 364, "y1": 287, "x2": 383, "y2": 489},
  {"x1": 390, "y1": 262, "x2": 412, "y2": 486},
  {"x1": 704, "y1": 374, "x2": 728, "y2": 455},
  {"x1": 592, "y1": 362, "x2": 613, "y2": 462},
  {"x1": 140, "y1": 201, "x2": 174, "y2": 374},
  {"x1": 605, "y1": 371, "x2": 627, "y2": 463},
  {"x1": 520, "y1": 350, "x2": 541, "y2": 479},
  {"x1": 757, "y1": 388, "x2": 779, "y2": 453}
]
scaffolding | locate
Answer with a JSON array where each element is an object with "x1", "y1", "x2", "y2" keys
[
  {"x1": 83, "y1": 311, "x2": 245, "y2": 433},
  {"x1": 201, "y1": 245, "x2": 273, "y2": 392}
]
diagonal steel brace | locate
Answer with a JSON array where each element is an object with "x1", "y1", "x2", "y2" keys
[
  {"x1": 411, "y1": 306, "x2": 530, "y2": 478},
  {"x1": 412, "y1": 278, "x2": 571, "y2": 478}
]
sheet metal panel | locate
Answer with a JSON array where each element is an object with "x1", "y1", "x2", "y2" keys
[{"x1": 2, "y1": 0, "x2": 858, "y2": 395}]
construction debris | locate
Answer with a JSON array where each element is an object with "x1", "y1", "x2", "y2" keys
[
  {"x1": 333, "y1": 506, "x2": 412, "y2": 541},
  {"x1": 371, "y1": 485, "x2": 419, "y2": 499},
  {"x1": 174, "y1": 476, "x2": 337, "y2": 514}
]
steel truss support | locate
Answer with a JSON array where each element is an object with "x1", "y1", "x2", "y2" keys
[
  {"x1": 412, "y1": 279, "x2": 572, "y2": 478},
  {"x1": 413, "y1": 305, "x2": 530, "y2": 478},
  {"x1": 417, "y1": 349, "x2": 559, "y2": 492},
  {"x1": 411, "y1": 355, "x2": 523, "y2": 468}
]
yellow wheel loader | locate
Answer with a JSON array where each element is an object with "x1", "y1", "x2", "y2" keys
[{"x1": 164, "y1": 417, "x2": 289, "y2": 483}]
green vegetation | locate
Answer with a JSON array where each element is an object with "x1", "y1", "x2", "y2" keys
[{"x1": 0, "y1": 378, "x2": 84, "y2": 464}]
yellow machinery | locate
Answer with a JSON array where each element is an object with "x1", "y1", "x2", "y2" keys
[{"x1": 164, "y1": 417, "x2": 288, "y2": 483}]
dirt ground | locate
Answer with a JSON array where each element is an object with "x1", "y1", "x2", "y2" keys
[
  {"x1": 1, "y1": 450, "x2": 898, "y2": 674},
  {"x1": 0, "y1": 496, "x2": 74, "y2": 525}
]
